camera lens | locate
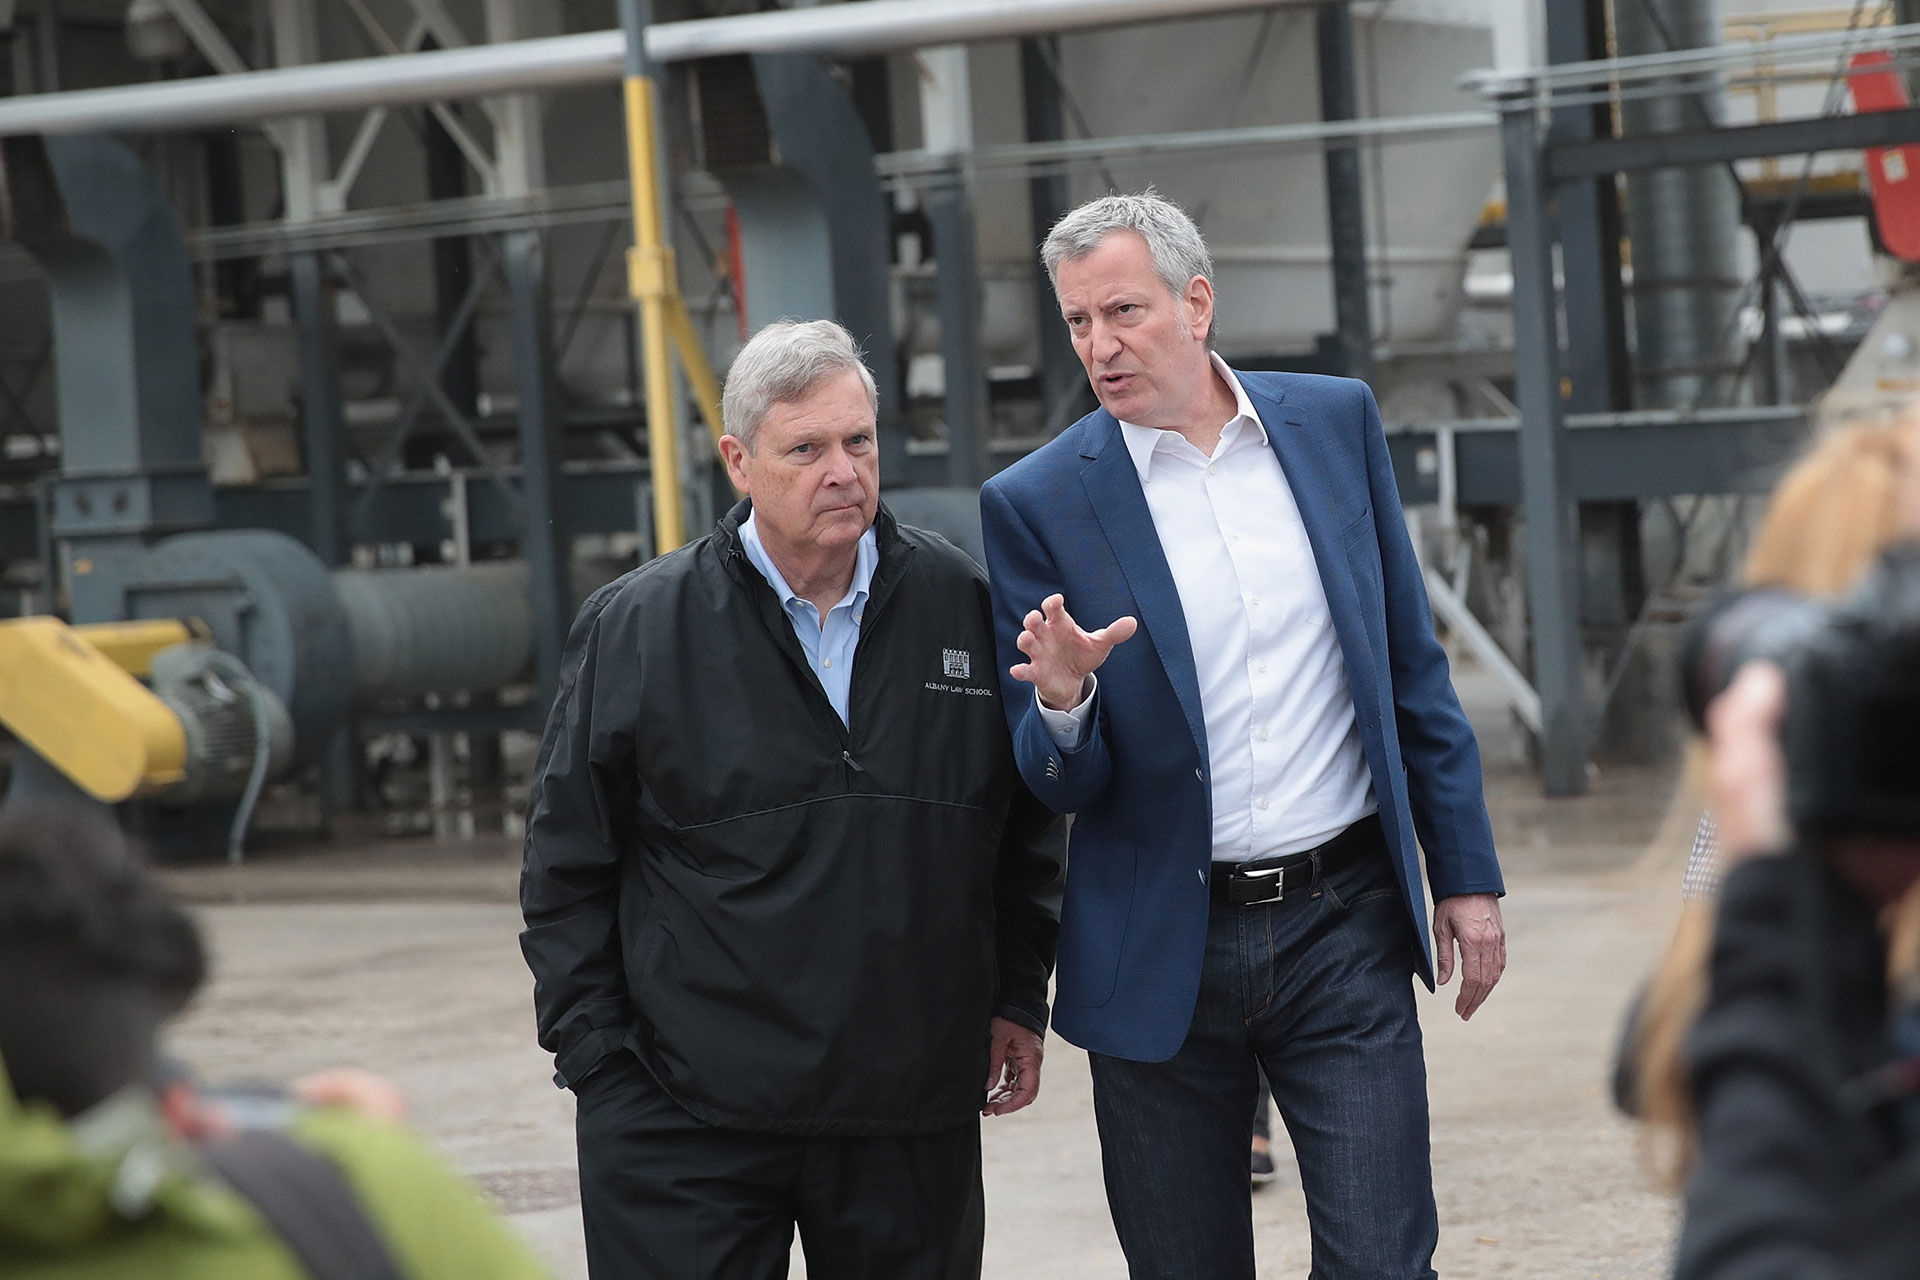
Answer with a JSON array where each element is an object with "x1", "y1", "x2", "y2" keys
[{"x1": 1680, "y1": 589, "x2": 1827, "y2": 733}]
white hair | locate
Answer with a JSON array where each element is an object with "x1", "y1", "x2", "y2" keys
[
  {"x1": 1041, "y1": 188, "x2": 1215, "y2": 301},
  {"x1": 722, "y1": 319, "x2": 879, "y2": 451}
]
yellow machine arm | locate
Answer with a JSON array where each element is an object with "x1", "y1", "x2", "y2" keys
[{"x1": 0, "y1": 617, "x2": 190, "y2": 801}]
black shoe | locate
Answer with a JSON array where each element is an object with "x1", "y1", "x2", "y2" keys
[{"x1": 1250, "y1": 1148, "x2": 1277, "y2": 1187}]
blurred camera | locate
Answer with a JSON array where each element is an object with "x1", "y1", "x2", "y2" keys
[{"x1": 1680, "y1": 543, "x2": 1920, "y2": 839}]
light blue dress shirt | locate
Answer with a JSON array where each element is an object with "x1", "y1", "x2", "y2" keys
[{"x1": 740, "y1": 511, "x2": 878, "y2": 728}]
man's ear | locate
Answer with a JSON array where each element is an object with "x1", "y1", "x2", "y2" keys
[
  {"x1": 1184, "y1": 275, "x2": 1216, "y2": 343},
  {"x1": 718, "y1": 434, "x2": 752, "y2": 495}
]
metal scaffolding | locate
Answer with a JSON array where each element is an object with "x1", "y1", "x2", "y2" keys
[{"x1": 1475, "y1": 18, "x2": 1913, "y2": 794}]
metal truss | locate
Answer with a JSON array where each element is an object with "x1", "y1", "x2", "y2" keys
[{"x1": 159, "y1": 0, "x2": 501, "y2": 206}]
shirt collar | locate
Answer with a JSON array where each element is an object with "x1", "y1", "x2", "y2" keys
[
  {"x1": 740, "y1": 509, "x2": 879, "y2": 617},
  {"x1": 1117, "y1": 353, "x2": 1268, "y2": 483}
]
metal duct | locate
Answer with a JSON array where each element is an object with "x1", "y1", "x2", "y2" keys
[
  {"x1": 1616, "y1": 0, "x2": 1745, "y2": 409},
  {"x1": 1, "y1": 135, "x2": 216, "y2": 623},
  {"x1": 333, "y1": 562, "x2": 534, "y2": 703}
]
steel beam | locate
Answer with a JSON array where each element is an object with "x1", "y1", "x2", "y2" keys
[
  {"x1": 1499, "y1": 97, "x2": 1586, "y2": 795},
  {"x1": 927, "y1": 182, "x2": 991, "y2": 489},
  {"x1": 1543, "y1": 0, "x2": 1628, "y2": 417},
  {"x1": 1316, "y1": 3, "x2": 1373, "y2": 383},
  {"x1": 1551, "y1": 106, "x2": 1920, "y2": 179},
  {"x1": 424, "y1": 89, "x2": 481, "y2": 452},
  {"x1": 204, "y1": 466, "x2": 655, "y2": 551},
  {"x1": 1382, "y1": 409, "x2": 1811, "y2": 507},
  {"x1": 502, "y1": 230, "x2": 570, "y2": 709},
  {"x1": 881, "y1": 110, "x2": 1498, "y2": 179},
  {"x1": 289, "y1": 253, "x2": 346, "y2": 565},
  {"x1": 1545, "y1": 0, "x2": 1642, "y2": 733},
  {"x1": 268, "y1": 0, "x2": 336, "y2": 218},
  {"x1": 1021, "y1": 37, "x2": 1084, "y2": 435},
  {"x1": 32, "y1": 0, "x2": 57, "y2": 94}
]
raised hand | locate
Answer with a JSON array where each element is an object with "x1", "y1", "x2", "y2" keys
[{"x1": 1010, "y1": 594, "x2": 1138, "y2": 711}]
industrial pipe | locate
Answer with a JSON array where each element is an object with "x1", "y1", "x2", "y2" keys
[
  {"x1": 0, "y1": 0, "x2": 1291, "y2": 138},
  {"x1": 333, "y1": 562, "x2": 536, "y2": 703}
]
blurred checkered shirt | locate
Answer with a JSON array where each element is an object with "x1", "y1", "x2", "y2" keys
[{"x1": 1681, "y1": 813, "x2": 1721, "y2": 900}]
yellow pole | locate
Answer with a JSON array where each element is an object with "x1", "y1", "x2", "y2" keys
[
  {"x1": 622, "y1": 73, "x2": 685, "y2": 555},
  {"x1": 666, "y1": 292, "x2": 726, "y2": 448}
]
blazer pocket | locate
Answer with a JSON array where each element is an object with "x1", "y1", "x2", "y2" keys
[
  {"x1": 1054, "y1": 836, "x2": 1137, "y2": 1010},
  {"x1": 1342, "y1": 502, "x2": 1374, "y2": 540}
]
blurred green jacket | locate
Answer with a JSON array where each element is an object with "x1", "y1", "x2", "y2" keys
[{"x1": 0, "y1": 1055, "x2": 551, "y2": 1280}]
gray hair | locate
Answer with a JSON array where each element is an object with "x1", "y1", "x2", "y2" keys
[
  {"x1": 1041, "y1": 188, "x2": 1214, "y2": 300},
  {"x1": 722, "y1": 319, "x2": 879, "y2": 450}
]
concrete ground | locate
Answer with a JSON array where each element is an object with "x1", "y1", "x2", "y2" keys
[{"x1": 164, "y1": 673, "x2": 1694, "y2": 1279}]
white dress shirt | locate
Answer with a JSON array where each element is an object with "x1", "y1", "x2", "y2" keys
[{"x1": 1041, "y1": 354, "x2": 1376, "y2": 861}]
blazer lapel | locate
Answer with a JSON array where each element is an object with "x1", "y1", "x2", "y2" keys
[
  {"x1": 1244, "y1": 380, "x2": 1362, "y2": 630},
  {"x1": 1078, "y1": 414, "x2": 1209, "y2": 763}
]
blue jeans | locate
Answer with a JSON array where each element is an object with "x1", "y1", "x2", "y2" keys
[{"x1": 1088, "y1": 845, "x2": 1439, "y2": 1280}]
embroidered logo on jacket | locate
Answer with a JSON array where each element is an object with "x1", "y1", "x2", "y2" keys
[{"x1": 926, "y1": 647, "x2": 993, "y2": 697}]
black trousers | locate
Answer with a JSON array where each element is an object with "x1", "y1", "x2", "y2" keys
[{"x1": 574, "y1": 1053, "x2": 984, "y2": 1280}]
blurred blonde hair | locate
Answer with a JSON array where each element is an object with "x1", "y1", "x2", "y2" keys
[
  {"x1": 1632, "y1": 418, "x2": 1920, "y2": 1186},
  {"x1": 1742, "y1": 422, "x2": 1913, "y2": 594}
]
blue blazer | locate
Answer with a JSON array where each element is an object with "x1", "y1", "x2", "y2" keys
[{"x1": 979, "y1": 370, "x2": 1504, "y2": 1063}]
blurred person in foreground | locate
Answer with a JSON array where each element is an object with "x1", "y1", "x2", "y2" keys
[
  {"x1": 0, "y1": 801, "x2": 550, "y2": 1280},
  {"x1": 980, "y1": 190, "x2": 1504, "y2": 1279},
  {"x1": 1652, "y1": 539, "x2": 1920, "y2": 1279},
  {"x1": 1625, "y1": 423, "x2": 1920, "y2": 1178},
  {"x1": 520, "y1": 319, "x2": 1063, "y2": 1280}
]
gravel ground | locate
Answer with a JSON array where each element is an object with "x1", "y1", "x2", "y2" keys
[
  {"x1": 166, "y1": 765, "x2": 1690, "y2": 1280},
  {"x1": 159, "y1": 657, "x2": 1689, "y2": 1276}
]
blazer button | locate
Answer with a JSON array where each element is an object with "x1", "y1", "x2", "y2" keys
[{"x1": 1194, "y1": 768, "x2": 1204, "y2": 781}]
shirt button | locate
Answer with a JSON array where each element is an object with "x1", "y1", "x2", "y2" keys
[
  {"x1": 1250, "y1": 594, "x2": 1261, "y2": 606},
  {"x1": 1258, "y1": 661, "x2": 1268, "y2": 674},
  {"x1": 823, "y1": 658, "x2": 833, "y2": 669},
  {"x1": 1258, "y1": 729, "x2": 1269, "y2": 742},
  {"x1": 1207, "y1": 465, "x2": 1216, "y2": 476},
  {"x1": 1258, "y1": 798, "x2": 1269, "y2": 810}
]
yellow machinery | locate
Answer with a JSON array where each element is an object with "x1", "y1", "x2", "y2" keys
[
  {"x1": 0, "y1": 617, "x2": 192, "y2": 801},
  {"x1": 620, "y1": 0, "x2": 726, "y2": 555}
]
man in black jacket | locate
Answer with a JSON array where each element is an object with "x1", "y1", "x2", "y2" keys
[{"x1": 520, "y1": 319, "x2": 1064, "y2": 1280}]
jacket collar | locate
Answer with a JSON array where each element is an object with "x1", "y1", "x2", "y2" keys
[{"x1": 717, "y1": 498, "x2": 914, "y2": 617}]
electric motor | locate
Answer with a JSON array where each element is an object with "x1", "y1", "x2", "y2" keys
[{"x1": 150, "y1": 644, "x2": 294, "y2": 804}]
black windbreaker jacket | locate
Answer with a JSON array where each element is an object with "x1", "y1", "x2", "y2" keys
[{"x1": 520, "y1": 501, "x2": 1064, "y2": 1136}]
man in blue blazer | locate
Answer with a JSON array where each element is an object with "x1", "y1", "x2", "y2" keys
[{"x1": 980, "y1": 191, "x2": 1506, "y2": 1279}]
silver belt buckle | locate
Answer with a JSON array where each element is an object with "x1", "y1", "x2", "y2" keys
[{"x1": 1238, "y1": 865, "x2": 1285, "y2": 903}]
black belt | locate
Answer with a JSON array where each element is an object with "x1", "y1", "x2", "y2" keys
[{"x1": 1209, "y1": 814, "x2": 1384, "y2": 907}]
